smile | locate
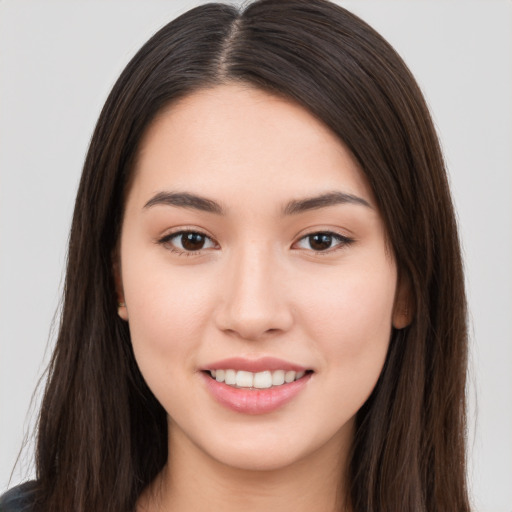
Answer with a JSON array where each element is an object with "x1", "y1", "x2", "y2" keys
[
  {"x1": 208, "y1": 369, "x2": 307, "y2": 389},
  {"x1": 201, "y1": 358, "x2": 314, "y2": 414}
]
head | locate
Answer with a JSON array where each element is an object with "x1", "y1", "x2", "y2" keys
[{"x1": 36, "y1": 1, "x2": 469, "y2": 511}]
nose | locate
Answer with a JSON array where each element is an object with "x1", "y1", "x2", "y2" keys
[{"x1": 214, "y1": 244, "x2": 294, "y2": 341}]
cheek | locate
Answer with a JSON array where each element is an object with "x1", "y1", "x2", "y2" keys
[
  {"x1": 120, "y1": 252, "x2": 215, "y2": 376},
  {"x1": 298, "y1": 264, "x2": 396, "y2": 430},
  {"x1": 300, "y1": 258, "x2": 396, "y2": 374},
  {"x1": 121, "y1": 263, "x2": 220, "y2": 418}
]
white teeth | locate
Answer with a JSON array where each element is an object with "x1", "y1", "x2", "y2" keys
[
  {"x1": 236, "y1": 370, "x2": 254, "y2": 388},
  {"x1": 253, "y1": 371, "x2": 272, "y2": 389},
  {"x1": 284, "y1": 370, "x2": 296, "y2": 383},
  {"x1": 272, "y1": 369, "x2": 285, "y2": 386},
  {"x1": 208, "y1": 368, "x2": 308, "y2": 388},
  {"x1": 225, "y1": 369, "x2": 236, "y2": 385}
]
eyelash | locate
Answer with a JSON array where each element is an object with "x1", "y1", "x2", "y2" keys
[{"x1": 157, "y1": 230, "x2": 354, "y2": 256}]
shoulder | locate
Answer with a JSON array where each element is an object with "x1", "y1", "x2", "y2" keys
[{"x1": 0, "y1": 481, "x2": 37, "y2": 512}]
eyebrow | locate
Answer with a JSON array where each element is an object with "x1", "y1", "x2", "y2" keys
[
  {"x1": 144, "y1": 191, "x2": 225, "y2": 214},
  {"x1": 282, "y1": 191, "x2": 372, "y2": 215},
  {"x1": 143, "y1": 190, "x2": 372, "y2": 215}
]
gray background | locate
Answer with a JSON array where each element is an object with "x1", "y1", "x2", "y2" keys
[{"x1": 1, "y1": 1, "x2": 511, "y2": 510}]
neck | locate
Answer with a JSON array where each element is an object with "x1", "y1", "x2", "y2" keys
[{"x1": 138, "y1": 420, "x2": 352, "y2": 512}]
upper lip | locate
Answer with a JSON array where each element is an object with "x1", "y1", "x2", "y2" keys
[{"x1": 202, "y1": 356, "x2": 310, "y2": 373}]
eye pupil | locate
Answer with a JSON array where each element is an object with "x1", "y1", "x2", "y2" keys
[
  {"x1": 181, "y1": 232, "x2": 205, "y2": 251},
  {"x1": 309, "y1": 233, "x2": 332, "y2": 251}
]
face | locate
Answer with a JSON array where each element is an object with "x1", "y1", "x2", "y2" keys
[{"x1": 117, "y1": 84, "x2": 408, "y2": 472}]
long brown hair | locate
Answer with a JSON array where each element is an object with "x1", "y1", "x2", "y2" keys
[{"x1": 34, "y1": 1, "x2": 470, "y2": 510}]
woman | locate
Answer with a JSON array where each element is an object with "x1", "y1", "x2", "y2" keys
[{"x1": 0, "y1": 0, "x2": 470, "y2": 510}]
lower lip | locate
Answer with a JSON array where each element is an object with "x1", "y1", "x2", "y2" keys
[{"x1": 201, "y1": 372, "x2": 312, "y2": 415}]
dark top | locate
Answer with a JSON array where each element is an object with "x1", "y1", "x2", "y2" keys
[{"x1": 0, "y1": 482, "x2": 36, "y2": 512}]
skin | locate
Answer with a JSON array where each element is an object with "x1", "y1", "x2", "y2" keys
[{"x1": 116, "y1": 84, "x2": 410, "y2": 512}]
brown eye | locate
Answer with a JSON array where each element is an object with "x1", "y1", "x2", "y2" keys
[
  {"x1": 181, "y1": 232, "x2": 206, "y2": 251},
  {"x1": 161, "y1": 231, "x2": 216, "y2": 253},
  {"x1": 295, "y1": 232, "x2": 353, "y2": 252},
  {"x1": 309, "y1": 233, "x2": 334, "y2": 251}
]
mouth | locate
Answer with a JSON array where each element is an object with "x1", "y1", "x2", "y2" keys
[
  {"x1": 200, "y1": 358, "x2": 314, "y2": 414},
  {"x1": 204, "y1": 368, "x2": 313, "y2": 389}
]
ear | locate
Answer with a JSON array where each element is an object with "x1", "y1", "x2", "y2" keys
[
  {"x1": 112, "y1": 256, "x2": 129, "y2": 322},
  {"x1": 392, "y1": 273, "x2": 413, "y2": 329}
]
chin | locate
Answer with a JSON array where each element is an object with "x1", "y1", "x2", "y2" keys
[
  {"x1": 209, "y1": 444, "x2": 306, "y2": 472},
  {"x1": 182, "y1": 418, "x2": 354, "y2": 474}
]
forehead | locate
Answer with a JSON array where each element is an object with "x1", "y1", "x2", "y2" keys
[{"x1": 129, "y1": 84, "x2": 374, "y2": 210}]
